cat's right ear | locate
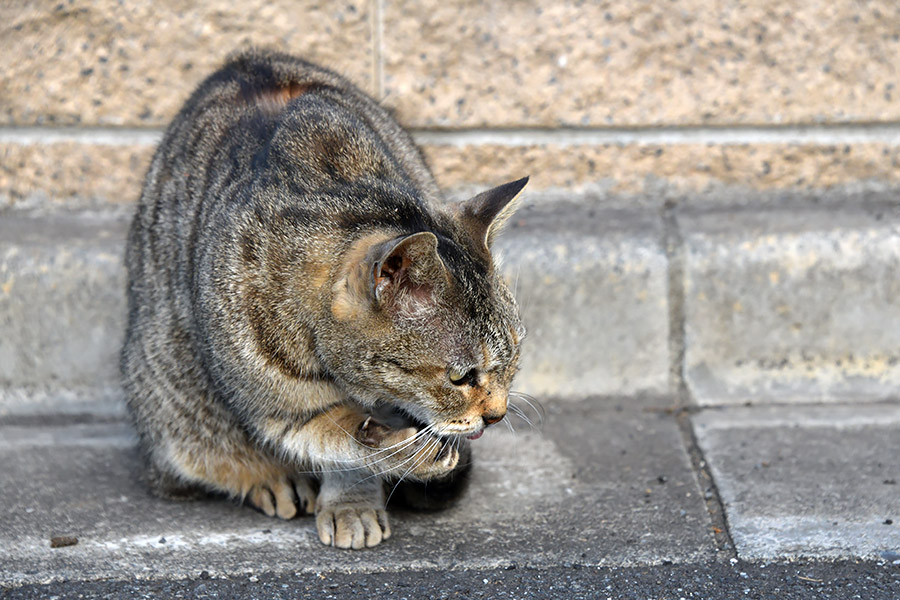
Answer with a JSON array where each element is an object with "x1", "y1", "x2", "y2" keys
[
  {"x1": 369, "y1": 232, "x2": 447, "y2": 307},
  {"x1": 332, "y1": 232, "x2": 446, "y2": 322}
]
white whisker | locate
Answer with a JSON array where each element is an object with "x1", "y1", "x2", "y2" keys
[
  {"x1": 507, "y1": 403, "x2": 535, "y2": 428},
  {"x1": 503, "y1": 414, "x2": 516, "y2": 434},
  {"x1": 507, "y1": 391, "x2": 545, "y2": 432}
]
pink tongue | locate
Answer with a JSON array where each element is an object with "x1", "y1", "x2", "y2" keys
[{"x1": 467, "y1": 430, "x2": 484, "y2": 441}]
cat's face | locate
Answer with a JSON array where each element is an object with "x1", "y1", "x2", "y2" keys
[{"x1": 321, "y1": 178, "x2": 528, "y2": 439}]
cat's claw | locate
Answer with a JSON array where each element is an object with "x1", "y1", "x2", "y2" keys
[{"x1": 316, "y1": 504, "x2": 391, "y2": 549}]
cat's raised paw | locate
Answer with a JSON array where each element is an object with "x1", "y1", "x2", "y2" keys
[
  {"x1": 393, "y1": 431, "x2": 461, "y2": 479},
  {"x1": 316, "y1": 504, "x2": 391, "y2": 549},
  {"x1": 359, "y1": 421, "x2": 460, "y2": 479}
]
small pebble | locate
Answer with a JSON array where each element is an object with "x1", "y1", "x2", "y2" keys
[{"x1": 50, "y1": 536, "x2": 78, "y2": 548}]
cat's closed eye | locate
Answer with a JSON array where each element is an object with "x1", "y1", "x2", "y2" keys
[{"x1": 448, "y1": 367, "x2": 478, "y2": 387}]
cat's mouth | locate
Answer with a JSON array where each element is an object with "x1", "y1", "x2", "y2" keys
[
  {"x1": 408, "y1": 412, "x2": 485, "y2": 441},
  {"x1": 378, "y1": 404, "x2": 484, "y2": 441}
]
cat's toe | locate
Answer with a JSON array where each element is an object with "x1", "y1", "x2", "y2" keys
[
  {"x1": 246, "y1": 477, "x2": 299, "y2": 520},
  {"x1": 414, "y1": 438, "x2": 458, "y2": 478},
  {"x1": 246, "y1": 485, "x2": 278, "y2": 517},
  {"x1": 362, "y1": 507, "x2": 391, "y2": 546},
  {"x1": 316, "y1": 505, "x2": 390, "y2": 549},
  {"x1": 293, "y1": 476, "x2": 318, "y2": 515},
  {"x1": 434, "y1": 440, "x2": 459, "y2": 470}
]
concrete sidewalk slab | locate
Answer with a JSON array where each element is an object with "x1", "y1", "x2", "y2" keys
[
  {"x1": 0, "y1": 397, "x2": 715, "y2": 587},
  {"x1": 681, "y1": 202, "x2": 900, "y2": 406},
  {"x1": 692, "y1": 403, "x2": 900, "y2": 560}
]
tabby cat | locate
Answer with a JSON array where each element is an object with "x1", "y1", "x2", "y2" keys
[{"x1": 121, "y1": 49, "x2": 527, "y2": 549}]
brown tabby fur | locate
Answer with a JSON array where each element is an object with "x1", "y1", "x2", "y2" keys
[{"x1": 120, "y1": 49, "x2": 527, "y2": 549}]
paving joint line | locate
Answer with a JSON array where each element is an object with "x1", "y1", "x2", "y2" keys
[
  {"x1": 662, "y1": 200, "x2": 687, "y2": 407},
  {"x1": 371, "y1": 0, "x2": 384, "y2": 100},
  {"x1": 662, "y1": 200, "x2": 737, "y2": 559},
  {"x1": 675, "y1": 410, "x2": 737, "y2": 559},
  {"x1": 5, "y1": 122, "x2": 900, "y2": 147}
]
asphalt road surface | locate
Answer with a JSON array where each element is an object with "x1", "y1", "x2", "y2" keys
[{"x1": 5, "y1": 559, "x2": 899, "y2": 600}]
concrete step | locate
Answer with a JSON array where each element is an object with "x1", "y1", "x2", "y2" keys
[
  {"x1": 2, "y1": 196, "x2": 899, "y2": 414},
  {"x1": 680, "y1": 200, "x2": 900, "y2": 405}
]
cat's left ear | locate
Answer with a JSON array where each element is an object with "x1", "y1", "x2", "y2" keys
[{"x1": 454, "y1": 176, "x2": 529, "y2": 249}]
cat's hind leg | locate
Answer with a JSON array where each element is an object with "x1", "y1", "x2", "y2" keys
[{"x1": 147, "y1": 435, "x2": 316, "y2": 520}]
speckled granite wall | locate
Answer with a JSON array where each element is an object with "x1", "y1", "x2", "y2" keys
[
  {"x1": 381, "y1": 0, "x2": 900, "y2": 128},
  {"x1": 2, "y1": 0, "x2": 900, "y2": 210}
]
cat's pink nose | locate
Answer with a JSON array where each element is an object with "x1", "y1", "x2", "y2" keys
[{"x1": 483, "y1": 411, "x2": 505, "y2": 426}]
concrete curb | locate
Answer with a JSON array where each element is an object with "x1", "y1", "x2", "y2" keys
[
  {"x1": 3, "y1": 196, "x2": 900, "y2": 410},
  {"x1": 681, "y1": 201, "x2": 900, "y2": 405}
]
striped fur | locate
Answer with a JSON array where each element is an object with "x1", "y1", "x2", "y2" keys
[{"x1": 121, "y1": 49, "x2": 526, "y2": 549}]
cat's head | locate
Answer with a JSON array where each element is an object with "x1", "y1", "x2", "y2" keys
[{"x1": 321, "y1": 178, "x2": 529, "y2": 440}]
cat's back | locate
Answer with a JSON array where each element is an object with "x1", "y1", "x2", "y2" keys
[
  {"x1": 122, "y1": 49, "x2": 443, "y2": 392},
  {"x1": 124, "y1": 48, "x2": 441, "y2": 338},
  {"x1": 143, "y1": 49, "x2": 438, "y2": 214}
]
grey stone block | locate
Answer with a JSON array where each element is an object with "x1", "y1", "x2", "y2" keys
[
  {"x1": 497, "y1": 203, "x2": 670, "y2": 399},
  {"x1": 0, "y1": 214, "x2": 127, "y2": 414},
  {"x1": 692, "y1": 403, "x2": 900, "y2": 560},
  {"x1": 0, "y1": 398, "x2": 715, "y2": 586},
  {"x1": 681, "y1": 203, "x2": 900, "y2": 405},
  {"x1": 0, "y1": 204, "x2": 671, "y2": 413}
]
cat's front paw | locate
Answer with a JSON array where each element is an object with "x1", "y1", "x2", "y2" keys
[
  {"x1": 358, "y1": 417, "x2": 460, "y2": 480},
  {"x1": 315, "y1": 502, "x2": 391, "y2": 549}
]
